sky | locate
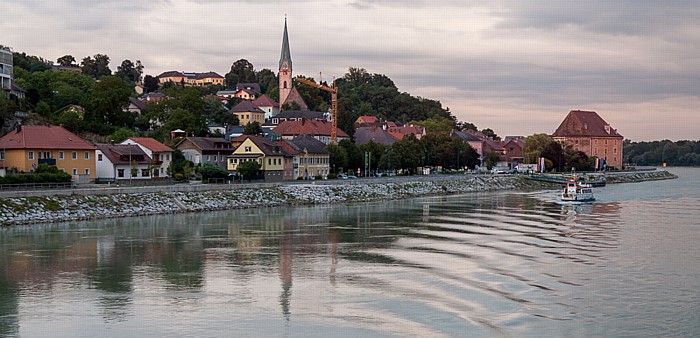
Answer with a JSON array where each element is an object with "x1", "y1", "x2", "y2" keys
[{"x1": 2, "y1": 0, "x2": 699, "y2": 141}]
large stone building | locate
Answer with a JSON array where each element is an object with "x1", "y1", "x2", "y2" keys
[{"x1": 552, "y1": 110, "x2": 624, "y2": 170}]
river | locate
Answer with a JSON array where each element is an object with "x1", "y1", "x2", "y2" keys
[{"x1": 1, "y1": 168, "x2": 698, "y2": 337}]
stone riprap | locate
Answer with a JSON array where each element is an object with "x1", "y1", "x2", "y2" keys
[{"x1": 0, "y1": 171, "x2": 675, "y2": 226}]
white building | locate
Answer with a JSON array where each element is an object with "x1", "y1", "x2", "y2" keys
[
  {"x1": 95, "y1": 144, "x2": 152, "y2": 183},
  {"x1": 121, "y1": 137, "x2": 174, "y2": 178}
]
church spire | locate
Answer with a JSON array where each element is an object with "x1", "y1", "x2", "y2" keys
[{"x1": 279, "y1": 18, "x2": 292, "y2": 70}]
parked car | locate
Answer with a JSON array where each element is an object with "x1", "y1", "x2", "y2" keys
[
  {"x1": 338, "y1": 173, "x2": 348, "y2": 179},
  {"x1": 347, "y1": 174, "x2": 358, "y2": 179}
]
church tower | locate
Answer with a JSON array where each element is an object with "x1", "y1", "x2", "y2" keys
[{"x1": 279, "y1": 18, "x2": 293, "y2": 106}]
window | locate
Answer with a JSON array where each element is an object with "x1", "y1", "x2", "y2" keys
[
  {"x1": 213, "y1": 156, "x2": 217, "y2": 162},
  {"x1": 44, "y1": 151, "x2": 51, "y2": 159},
  {"x1": 72, "y1": 152, "x2": 77, "y2": 160},
  {"x1": 72, "y1": 168, "x2": 78, "y2": 175},
  {"x1": 59, "y1": 151, "x2": 64, "y2": 160},
  {"x1": 0, "y1": 151, "x2": 4, "y2": 160},
  {"x1": 284, "y1": 81, "x2": 288, "y2": 89},
  {"x1": 142, "y1": 169, "x2": 150, "y2": 177},
  {"x1": 614, "y1": 148, "x2": 617, "y2": 154},
  {"x1": 268, "y1": 159, "x2": 271, "y2": 165},
  {"x1": 85, "y1": 168, "x2": 90, "y2": 175},
  {"x1": 85, "y1": 152, "x2": 90, "y2": 160},
  {"x1": 245, "y1": 146, "x2": 251, "y2": 152},
  {"x1": 118, "y1": 169, "x2": 125, "y2": 177},
  {"x1": 28, "y1": 151, "x2": 34, "y2": 160},
  {"x1": 206, "y1": 155, "x2": 210, "y2": 161},
  {"x1": 98, "y1": 154, "x2": 103, "y2": 161}
]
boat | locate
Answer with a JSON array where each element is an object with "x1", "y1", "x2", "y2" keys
[{"x1": 561, "y1": 177, "x2": 595, "y2": 202}]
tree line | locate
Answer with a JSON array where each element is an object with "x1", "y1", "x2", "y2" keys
[{"x1": 624, "y1": 140, "x2": 700, "y2": 166}]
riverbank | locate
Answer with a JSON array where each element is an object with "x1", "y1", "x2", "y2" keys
[{"x1": 0, "y1": 171, "x2": 676, "y2": 226}]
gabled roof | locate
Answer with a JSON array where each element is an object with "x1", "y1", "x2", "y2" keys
[
  {"x1": 276, "y1": 110, "x2": 325, "y2": 120},
  {"x1": 354, "y1": 126, "x2": 397, "y2": 146},
  {"x1": 128, "y1": 97, "x2": 146, "y2": 110},
  {"x1": 237, "y1": 135, "x2": 290, "y2": 157},
  {"x1": 236, "y1": 83, "x2": 261, "y2": 93},
  {"x1": 252, "y1": 95, "x2": 279, "y2": 108},
  {"x1": 230, "y1": 100, "x2": 266, "y2": 113},
  {"x1": 356, "y1": 116, "x2": 378, "y2": 124},
  {"x1": 286, "y1": 134, "x2": 329, "y2": 154},
  {"x1": 0, "y1": 125, "x2": 95, "y2": 150},
  {"x1": 273, "y1": 119, "x2": 349, "y2": 138},
  {"x1": 178, "y1": 137, "x2": 233, "y2": 152},
  {"x1": 157, "y1": 71, "x2": 185, "y2": 78},
  {"x1": 126, "y1": 137, "x2": 173, "y2": 153},
  {"x1": 451, "y1": 130, "x2": 482, "y2": 142},
  {"x1": 282, "y1": 87, "x2": 307, "y2": 110},
  {"x1": 96, "y1": 144, "x2": 150, "y2": 165},
  {"x1": 553, "y1": 110, "x2": 623, "y2": 138}
]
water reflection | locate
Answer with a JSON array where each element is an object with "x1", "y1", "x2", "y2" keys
[{"x1": 1, "y1": 182, "x2": 698, "y2": 336}]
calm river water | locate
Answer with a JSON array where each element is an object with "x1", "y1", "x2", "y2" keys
[{"x1": 1, "y1": 168, "x2": 699, "y2": 337}]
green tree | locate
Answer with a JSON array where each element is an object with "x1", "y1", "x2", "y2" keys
[
  {"x1": 391, "y1": 135, "x2": 422, "y2": 174},
  {"x1": 56, "y1": 55, "x2": 76, "y2": 66},
  {"x1": 481, "y1": 128, "x2": 500, "y2": 141},
  {"x1": 115, "y1": 59, "x2": 144, "y2": 83},
  {"x1": 339, "y1": 139, "x2": 362, "y2": 174},
  {"x1": 256, "y1": 68, "x2": 277, "y2": 94},
  {"x1": 198, "y1": 163, "x2": 230, "y2": 181},
  {"x1": 81, "y1": 54, "x2": 111, "y2": 78},
  {"x1": 225, "y1": 59, "x2": 256, "y2": 88},
  {"x1": 86, "y1": 75, "x2": 132, "y2": 131},
  {"x1": 523, "y1": 133, "x2": 555, "y2": 164},
  {"x1": 237, "y1": 160, "x2": 261, "y2": 181},
  {"x1": 56, "y1": 109, "x2": 84, "y2": 132},
  {"x1": 358, "y1": 141, "x2": 386, "y2": 174},
  {"x1": 109, "y1": 128, "x2": 137, "y2": 143},
  {"x1": 243, "y1": 121, "x2": 263, "y2": 135},
  {"x1": 325, "y1": 143, "x2": 348, "y2": 173},
  {"x1": 411, "y1": 116, "x2": 455, "y2": 133},
  {"x1": 143, "y1": 75, "x2": 159, "y2": 93},
  {"x1": 203, "y1": 97, "x2": 238, "y2": 128},
  {"x1": 163, "y1": 108, "x2": 204, "y2": 135}
]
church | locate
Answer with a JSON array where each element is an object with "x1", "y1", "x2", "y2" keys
[{"x1": 278, "y1": 19, "x2": 308, "y2": 111}]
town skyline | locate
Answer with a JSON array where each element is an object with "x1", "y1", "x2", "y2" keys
[{"x1": 2, "y1": 1, "x2": 698, "y2": 141}]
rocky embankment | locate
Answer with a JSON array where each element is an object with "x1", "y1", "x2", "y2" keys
[
  {"x1": 603, "y1": 170, "x2": 677, "y2": 183},
  {"x1": 0, "y1": 171, "x2": 675, "y2": 226}
]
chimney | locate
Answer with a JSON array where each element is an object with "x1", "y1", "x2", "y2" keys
[{"x1": 15, "y1": 124, "x2": 21, "y2": 133}]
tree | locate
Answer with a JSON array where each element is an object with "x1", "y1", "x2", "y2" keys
[
  {"x1": 523, "y1": 133, "x2": 555, "y2": 164},
  {"x1": 411, "y1": 116, "x2": 455, "y2": 133},
  {"x1": 163, "y1": 108, "x2": 204, "y2": 135},
  {"x1": 243, "y1": 121, "x2": 263, "y2": 135},
  {"x1": 481, "y1": 128, "x2": 500, "y2": 141},
  {"x1": 358, "y1": 141, "x2": 387, "y2": 174},
  {"x1": 115, "y1": 59, "x2": 144, "y2": 83},
  {"x1": 339, "y1": 139, "x2": 362, "y2": 174},
  {"x1": 237, "y1": 160, "x2": 261, "y2": 181},
  {"x1": 86, "y1": 75, "x2": 132, "y2": 131},
  {"x1": 203, "y1": 97, "x2": 238, "y2": 128},
  {"x1": 56, "y1": 55, "x2": 76, "y2": 66},
  {"x1": 325, "y1": 143, "x2": 348, "y2": 173},
  {"x1": 143, "y1": 75, "x2": 159, "y2": 93},
  {"x1": 198, "y1": 163, "x2": 230, "y2": 181},
  {"x1": 225, "y1": 59, "x2": 256, "y2": 88},
  {"x1": 81, "y1": 54, "x2": 111, "y2": 78},
  {"x1": 109, "y1": 128, "x2": 137, "y2": 143},
  {"x1": 256, "y1": 68, "x2": 277, "y2": 94},
  {"x1": 391, "y1": 135, "x2": 422, "y2": 174}
]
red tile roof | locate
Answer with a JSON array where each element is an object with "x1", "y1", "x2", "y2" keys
[
  {"x1": 127, "y1": 137, "x2": 173, "y2": 153},
  {"x1": 96, "y1": 144, "x2": 150, "y2": 165},
  {"x1": 252, "y1": 95, "x2": 279, "y2": 108},
  {"x1": 553, "y1": 110, "x2": 623, "y2": 138},
  {"x1": 272, "y1": 119, "x2": 349, "y2": 138},
  {"x1": 0, "y1": 125, "x2": 95, "y2": 150},
  {"x1": 356, "y1": 116, "x2": 378, "y2": 124}
]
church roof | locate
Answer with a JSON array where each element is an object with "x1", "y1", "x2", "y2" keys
[
  {"x1": 282, "y1": 87, "x2": 308, "y2": 110},
  {"x1": 279, "y1": 18, "x2": 292, "y2": 70},
  {"x1": 552, "y1": 110, "x2": 623, "y2": 138}
]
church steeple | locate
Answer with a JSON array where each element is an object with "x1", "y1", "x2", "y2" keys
[{"x1": 279, "y1": 18, "x2": 293, "y2": 106}]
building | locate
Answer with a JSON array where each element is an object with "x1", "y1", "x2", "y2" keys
[
  {"x1": 552, "y1": 110, "x2": 624, "y2": 170},
  {"x1": 126, "y1": 97, "x2": 146, "y2": 115},
  {"x1": 95, "y1": 143, "x2": 152, "y2": 182},
  {"x1": 387, "y1": 125, "x2": 426, "y2": 140},
  {"x1": 233, "y1": 89, "x2": 256, "y2": 101},
  {"x1": 236, "y1": 83, "x2": 261, "y2": 93},
  {"x1": 270, "y1": 110, "x2": 326, "y2": 125},
  {"x1": 227, "y1": 135, "x2": 292, "y2": 181},
  {"x1": 354, "y1": 126, "x2": 398, "y2": 146},
  {"x1": 273, "y1": 119, "x2": 350, "y2": 145},
  {"x1": 252, "y1": 95, "x2": 280, "y2": 120},
  {"x1": 279, "y1": 18, "x2": 293, "y2": 106},
  {"x1": 0, "y1": 125, "x2": 96, "y2": 180},
  {"x1": 354, "y1": 116, "x2": 379, "y2": 129},
  {"x1": 121, "y1": 137, "x2": 174, "y2": 178},
  {"x1": 285, "y1": 134, "x2": 330, "y2": 179},
  {"x1": 1, "y1": 48, "x2": 12, "y2": 94},
  {"x1": 230, "y1": 100, "x2": 266, "y2": 126},
  {"x1": 175, "y1": 137, "x2": 234, "y2": 170},
  {"x1": 156, "y1": 71, "x2": 224, "y2": 86}
]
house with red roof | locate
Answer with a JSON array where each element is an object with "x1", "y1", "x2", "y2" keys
[
  {"x1": 121, "y1": 137, "x2": 174, "y2": 178},
  {"x1": 552, "y1": 110, "x2": 624, "y2": 169},
  {"x1": 252, "y1": 95, "x2": 280, "y2": 120},
  {"x1": 0, "y1": 125, "x2": 96, "y2": 180},
  {"x1": 354, "y1": 116, "x2": 379, "y2": 129},
  {"x1": 387, "y1": 125, "x2": 425, "y2": 140},
  {"x1": 272, "y1": 119, "x2": 349, "y2": 145},
  {"x1": 95, "y1": 143, "x2": 152, "y2": 182}
]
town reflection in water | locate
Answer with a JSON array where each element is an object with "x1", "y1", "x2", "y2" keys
[{"x1": 0, "y1": 192, "x2": 626, "y2": 336}]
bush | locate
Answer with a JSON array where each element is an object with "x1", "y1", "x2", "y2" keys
[
  {"x1": 198, "y1": 163, "x2": 229, "y2": 180},
  {"x1": 0, "y1": 170, "x2": 72, "y2": 185},
  {"x1": 174, "y1": 173, "x2": 185, "y2": 181}
]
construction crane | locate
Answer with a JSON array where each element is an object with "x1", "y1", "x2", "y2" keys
[{"x1": 295, "y1": 76, "x2": 339, "y2": 144}]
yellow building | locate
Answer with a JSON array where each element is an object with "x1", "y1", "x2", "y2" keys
[
  {"x1": 230, "y1": 100, "x2": 266, "y2": 126},
  {"x1": 228, "y1": 136, "x2": 290, "y2": 182},
  {"x1": 0, "y1": 125, "x2": 96, "y2": 180},
  {"x1": 156, "y1": 71, "x2": 224, "y2": 86}
]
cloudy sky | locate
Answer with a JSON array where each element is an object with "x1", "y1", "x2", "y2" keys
[{"x1": 2, "y1": 0, "x2": 699, "y2": 141}]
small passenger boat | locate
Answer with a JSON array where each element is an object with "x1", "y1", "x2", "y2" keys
[{"x1": 561, "y1": 178, "x2": 595, "y2": 202}]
